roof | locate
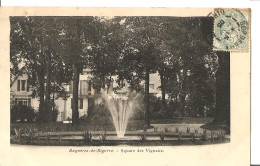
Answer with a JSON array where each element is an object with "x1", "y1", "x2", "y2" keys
[{"x1": 10, "y1": 66, "x2": 27, "y2": 87}]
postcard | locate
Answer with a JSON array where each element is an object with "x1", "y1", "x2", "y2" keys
[{"x1": 0, "y1": 7, "x2": 250, "y2": 166}]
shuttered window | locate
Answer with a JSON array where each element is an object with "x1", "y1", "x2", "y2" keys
[
  {"x1": 21, "y1": 80, "x2": 26, "y2": 91},
  {"x1": 71, "y1": 98, "x2": 73, "y2": 109},
  {"x1": 80, "y1": 98, "x2": 83, "y2": 109},
  {"x1": 88, "y1": 81, "x2": 91, "y2": 91},
  {"x1": 28, "y1": 98, "x2": 31, "y2": 107},
  {"x1": 27, "y1": 80, "x2": 30, "y2": 91},
  {"x1": 17, "y1": 80, "x2": 20, "y2": 91}
]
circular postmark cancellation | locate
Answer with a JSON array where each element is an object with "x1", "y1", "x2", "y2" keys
[{"x1": 213, "y1": 9, "x2": 249, "y2": 51}]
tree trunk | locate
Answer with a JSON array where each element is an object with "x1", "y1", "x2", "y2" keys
[
  {"x1": 180, "y1": 69, "x2": 188, "y2": 117},
  {"x1": 159, "y1": 71, "x2": 166, "y2": 110},
  {"x1": 72, "y1": 64, "x2": 79, "y2": 124},
  {"x1": 144, "y1": 68, "x2": 150, "y2": 127},
  {"x1": 37, "y1": 69, "x2": 46, "y2": 122},
  {"x1": 52, "y1": 82, "x2": 56, "y2": 122},
  {"x1": 45, "y1": 54, "x2": 52, "y2": 122},
  {"x1": 71, "y1": 19, "x2": 81, "y2": 125},
  {"x1": 215, "y1": 52, "x2": 230, "y2": 127}
]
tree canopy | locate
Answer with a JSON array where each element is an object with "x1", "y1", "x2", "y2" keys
[{"x1": 10, "y1": 16, "x2": 227, "y2": 126}]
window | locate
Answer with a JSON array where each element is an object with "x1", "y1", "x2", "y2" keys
[
  {"x1": 17, "y1": 80, "x2": 20, "y2": 91},
  {"x1": 80, "y1": 98, "x2": 83, "y2": 109},
  {"x1": 88, "y1": 81, "x2": 92, "y2": 95},
  {"x1": 28, "y1": 98, "x2": 31, "y2": 106},
  {"x1": 21, "y1": 80, "x2": 26, "y2": 91},
  {"x1": 71, "y1": 98, "x2": 74, "y2": 109},
  {"x1": 17, "y1": 99, "x2": 29, "y2": 106},
  {"x1": 88, "y1": 81, "x2": 91, "y2": 91},
  {"x1": 27, "y1": 80, "x2": 30, "y2": 91},
  {"x1": 17, "y1": 80, "x2": 27, "y2": 92},
  {"x1": 18, "y1": 100, "x2": 23, "y2": 106}
]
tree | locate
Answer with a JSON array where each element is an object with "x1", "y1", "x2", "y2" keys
[
  {"x1": 57, "y1": 17, "x2": 100, "y2": 124},
  {"x1": 160, "y1": 17, "x2": 215, "y2": 117},
  {"x1": 121, "y1": 17, "x2": 161, "y2": 126},
  {"x1": 10, "y1": 17, "x2": 73, "y2": 122},
  {"x1": 10, "y1": 17, "x2": 49, "y2": 122},
  {"x1": 89, "y1": 17, "x2": 123, "y2": 93},
  {"x1": 214, "y1": 51, "x2": 230, "y2": 126},
  {"x1": 90, "y1": 17, "x2": 159, "y2": 126}
]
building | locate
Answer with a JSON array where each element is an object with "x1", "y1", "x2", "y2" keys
[{"x1": 10, "y1": 69, "x2": 162, "y2": 122}]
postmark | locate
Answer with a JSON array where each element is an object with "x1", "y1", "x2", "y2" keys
[{"x1": 213, "y1": 9, "x2": 249, "y2": 51}]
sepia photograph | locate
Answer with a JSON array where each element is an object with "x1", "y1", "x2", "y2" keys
[
  {"x1": 9, "y1": 15, "x2": 232, "y2": 146},
  {"x1": 0, "y1": 6, "x2": 252, "y2": 166}
]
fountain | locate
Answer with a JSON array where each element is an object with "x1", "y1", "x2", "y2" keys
[
  {"x1": 17, "y1": 88, "x2": 230, "y2": 145},
  {"x1": 102, "y1": 89, "x2": 142, "y2": 138}
]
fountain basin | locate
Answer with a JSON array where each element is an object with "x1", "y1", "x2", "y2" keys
[
  {"x1": 22, "y1": 131, "x2": 227, "y2": 141},
  {"x1": 16, "y1": 130, "x2": 230, "y2": 146}
]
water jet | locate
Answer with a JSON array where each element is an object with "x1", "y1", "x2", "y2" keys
[{"x1": 102, "y1": 90, "x2": 142, "y2": 138}]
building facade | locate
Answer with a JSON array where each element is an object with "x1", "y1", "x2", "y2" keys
[{"x1": 10, "y1": 69, "x2": 162, "y2": 122}]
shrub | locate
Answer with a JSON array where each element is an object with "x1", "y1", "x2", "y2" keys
[
  {"x1": 186, "y1": 127, "x2": 190, "y2": 133},
  {"x1": 11, "y1": 105, "x2": 19, "y2": 123},
  {"x1": 99, "y1": 131, "x2": 107, "y2": 142},
  {"x1": 175, "y1": 127, "x2": 179, "y2": 133},
  {"x1": 51, "y1": 105, "x2": 59, "y2": 122},
  {"x1": 160, "y1": 133, "x2": 165, "y2": 143},
  {"x1": 164, "y1": 127, "x2": 169, "y2": 132},
  {"x1": 139, "y1": 132, "x2": 146, "y2": 142},
  {"x1": 11, "y1": 105, "x2": 36, "y2": 122},
  {"x1": 132, "y1": 107, "x2": 145, "y2": 120},
  {"x1": 178, "y1": 132, "x2": 182, "y2": 141},
  {"x1": 83, "y1": 131, "x2": 92, "y2": 143},
  {"x1": 34, "y1": 103, "x2": 59, "y2": 122},
  {"x1": 79, "y1": 103, "x2": 114, "y2": 130}
]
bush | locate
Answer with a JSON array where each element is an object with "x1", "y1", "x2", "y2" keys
[
  {"x1": 35, "y1": 105, "x2": 59, "y2": 122},
  {"x1": 131, "y1": 95, "x2": 169, "y2": 120},
  {"x1": 79, "y1": 103, "x2": 114, "y2": 130},
  {"x1": 11, "y1": 105, "x2": 36, "y2": 122},
  {"x1": 150, "y1": 96, "x2": 168, "y2": 119},
  {"x1": 11, "y1": 105, "x2": 19, "y2": 123},
  {"x1": 51, "y1": 105, "x2": 59, "y2": 122},
  {"x1": 132, "y1": 107, "x2": 145, "y2": 120}
]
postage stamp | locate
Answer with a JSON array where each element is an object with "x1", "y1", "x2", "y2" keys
[{"x1": 213, "y1": 9, "x2": 250, "y2": 52}]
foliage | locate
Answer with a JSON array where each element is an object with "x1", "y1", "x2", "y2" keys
[
  {"x1": 51, "y1": 104, "x2": 59, "y2": 122},
  {"x1": 83, "y1": 131, "x2": 93, "y2": 143},
  {"x1": 11, "y1": 104, "x2": 36, "y2": 122},
  {"x1": 10, "y1": 16, "x2": 222, "y2": 125},
  {"x1": 99, "y1": 131, "x2": 107, "y2": 142},
  {"x1": 79, "y1": 102, "x2": 114, "y2": 130},
  {"x1": 160, "y1": 133, "x2": 165, "y2": 143},
  {"x1": 10, "y1": 17, "x2": 73, "y2": 122},
  {"x1": 139, "y1": 132, "x2": 147, "y2": 142}
]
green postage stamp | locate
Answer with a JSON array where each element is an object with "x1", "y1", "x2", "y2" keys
[{"x1": 213, "y1": 9, "x2": 250, "y2": 52}]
